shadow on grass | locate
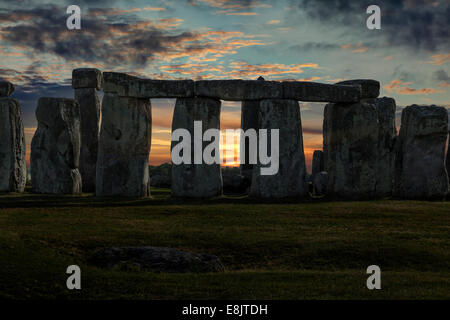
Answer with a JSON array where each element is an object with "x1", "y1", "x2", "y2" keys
[{"x1": 0, "y1": 187, "x2": 336, "y2": 209}]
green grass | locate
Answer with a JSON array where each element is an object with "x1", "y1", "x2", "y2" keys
[{"x1": 0, "y1": 188, "x2": 449, "y2": 299}]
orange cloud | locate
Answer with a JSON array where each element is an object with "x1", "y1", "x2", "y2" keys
[
  {"x1": 341, "y1": 42, "x2": 368, "y2": 53},
  {"x1": 384, "y1": 79, "x2": 443, "y2": 95},
  {"x1": 427, "y1": 54, "x2": 450, "y2": 66},
  {"x1": 225, "y1": 61, "x2": 319, "y2": 79}
]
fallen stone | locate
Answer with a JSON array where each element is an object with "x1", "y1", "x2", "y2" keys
[
  {"x1": 72, "y1": 68, "x2": 103, "y2": 90},
  {"x1": 74, "y1": 88, "x2": 101, "y2": 193},
  {"x1": 250, "y1": 99, "x2": 308, "y2": 198},
  {"x1": 375, "y1": 97, "x2": 397, "y2": 197},
  {"x1": 336, "y1": 79, "x2": 380, "y2": 99},
  {"x1": 195, "y1": 80, "x2": 283, "y2": 101},
  {"x1": 312, "y1": 150, "x2": 324, "y2": 176},
  {"x1": 96, "y1": 93, "x2": 152, "y2": 197},
  {"x1": 323, "y1": 99, "x2": 379, "y2": 199},
  {"x1": 282, "y1": 81, "x2": 361, "y2": 102},
  {"x1": 0, "y1": 98, "x2": 26, "y2": 192},
  {"x1": 313, "y1": 171, "x2": 328, "y2": 196},
  {"x1": 394, "y1": 105, "x2": 449, "y2": 200},
  {"x1": 90, "y1": 247, "x2": 225, "y2": 273},
  {"x1": 0, "y1": 80, "x2": 14, "y2": 97},
  {"x1": 171, "y1": 97, "x2": 222, "y2": 198},
  {"x1": 31, "y1": 98, "x2": 82, "y2": 194}
]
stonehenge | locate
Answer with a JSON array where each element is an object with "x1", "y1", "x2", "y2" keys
[
  {"x1": 31, "y1": 98, "x2": 82, "y2": 194},
  {"x1": 0, "y1": 81, "x2": 27, "y2": 193},
  {"x1": 171, "y1": 97, "x2": 222, "y2": 198},
  {"x1": 96, "y1": 93, "x2": 152, "y2": 197},
  {"x1": 394, "y1": 105, "x2": 449, "y2": 200},
  {"x1": 73, "y1": 68, "x2": 102, "y2": 193},
  {"x1": 3, "y1": 72, "x2": 449, "y2": 202},
  {"x1": 250, "y1": 99, "x2": 308, "y2": 198}
]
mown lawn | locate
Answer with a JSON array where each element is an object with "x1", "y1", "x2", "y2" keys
[{"x1": 0, "y1": 188, "x2": 449, "y2": 299}]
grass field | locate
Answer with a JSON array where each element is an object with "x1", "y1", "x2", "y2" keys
[{"x1": 0, "y1": 188, "x2": 449, "y2": 299}]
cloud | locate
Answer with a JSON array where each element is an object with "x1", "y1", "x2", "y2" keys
[
  {"x1": 225, "y1": 61, "x2": 319, "y2": 79},
  {"x1": 432, "y1": 69, "x2": 450, "y2": 88},
  {"x1": 340, "y1": 42, "x2": 369, "y2": 53},
  {"x1": 383, "y1": 79, "x2": 444, "y2": 95},
  {"x1": 288, "y1": 0, "x2": 450, "y2": 51},
  {"x1": 427, "y1": 54, "x2": 450, "y2": 65}
]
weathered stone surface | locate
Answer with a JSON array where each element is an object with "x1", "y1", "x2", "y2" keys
[
  {"x1": 31, "y1": 98, "x2": 82, "y2": 194},
  {"x1": 447, "y1": 133, "x2": 450, "y2": 190},
  {"x1": 0, "y1": 98, "x2": 26, "y2": 192},
  {"x1": 323, "y1": 99, "x2": 379, "y2": 199},
  {"x1": 72, "y1": 68, "x2": 102, "y2": 90},
  {"x1": 375, "y1": 97, "x2": 397, "y2": 197},
  {"x1": 171, "y1": 97, "x2": 222, "y2": 198},
  {"x1": 74, "y1": 88, "x2": 101, "y2": 193},
  {"x1": 283, "y1": 81, "x2": 362, "y2": 102},
  {"x1": 313, "y1": 171, "x2": 328, "y2": 196},
  {"x1": 96, "y1": 93, "x2": 152, "y2": 197},
  {"x1": 240, "y1": 100, "x2": 260, "y2": 180},
  {"x1": 394, "y1": 105, "x2": 449, "y2": 200},
  {"x1": 119, "y1": 79, "x2": 194, "y2": 98},
  {"x1": 0, "y1": 80, "x2": 14, "y2": 97},
  {"x1": 312, "y1": 150, "x2": 324, "y2": 176},
  {"x1": 103, "y1": 72, "x2": 138, "y2": 93},
  {"x1": 336, "y1": 79, "x2": 380, "y2": 99},
  {"x1": 195, "y1": 80, "x2": 283, "y2": 101},
  {"x1": 324, "y1": 97, "x2": 397, "y2": 199},
  {"x1": 250, "y1": 99, "x2": 308, "y2": 198},
  {"x1": 90, "y1": 247, "x2": 225, "y2": 273},
  {"x1": 103, "y1": 72, "x2": 194, "y2": 98}
]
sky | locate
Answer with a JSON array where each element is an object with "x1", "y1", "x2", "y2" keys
[{"x1": 0, "y1": 0, "x2": 449, "y2": 172}]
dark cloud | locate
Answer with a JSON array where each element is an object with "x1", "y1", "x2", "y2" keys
[
  {"x1": 433, "y1": 69, "x2": 450, "y2": 83},
  {"x1": 288, "y1": 0, "x2": 450, "y2": 51},
  {"x1": 0, "y1": 5, "x2": 196, "y2": 67},
  {"x1": 289, "y1": 42, "x2": 342, "y2": 52}
]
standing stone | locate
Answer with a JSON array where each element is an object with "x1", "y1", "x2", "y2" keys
[
  {"x1": 312, "y1": 150, "x2": 324, "y2": 176},
  {"x1": 73, "y1": 68, "x2": 102, "y2": 193},
  {"x1": 313, "y1": 171, "x2": 328, "y2": 196},
  {"x1": 323, "y1": 99, "x2": 379, "y2": 199},
  {"x1": 31, "y1": 98, "x2": 82, "y2": 194},
  {"x1": 375, "y1": 97, "x2": 397, "y2": 197},
  {"x1": 240, "y1": 76, "x2": 264, "y2": 181},
  {"x1": 0, "y1": 96, "x2": 26, "y2": 192},
  {"x1": 447, "y1": 133, "x2": 450, "y2": 191},
  {"x1": 96, "y1": 93, "x2": 151, "y2": 197},
  {"x1": 171, "y1": 97, "x2": 222, "y2": 198},
  {"x1": 0, "y1": 80, "x2": 15, "y2": 97},
  {"x1": 250, "y1": 99, "x2": 308, "y2": 198},
  {"x1": 394, "y1": 105, "x2": 449, "y2": 200}
]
